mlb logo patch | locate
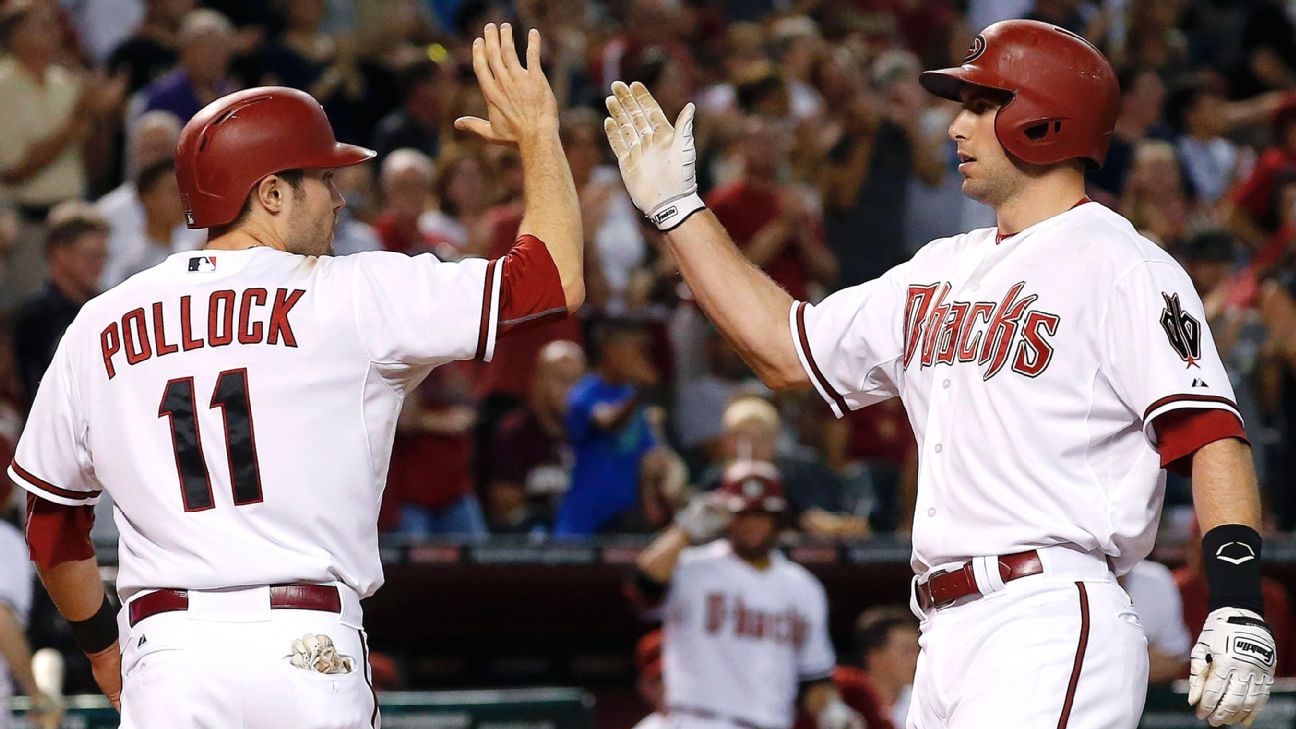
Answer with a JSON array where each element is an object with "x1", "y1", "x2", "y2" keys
[{"x1": 188, "y1": 256, "x2": 217, "y2": 272}]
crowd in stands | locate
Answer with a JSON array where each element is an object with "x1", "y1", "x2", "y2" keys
[{"x1": 0, "y1": 0, "x2": 1294, "y2": 545}]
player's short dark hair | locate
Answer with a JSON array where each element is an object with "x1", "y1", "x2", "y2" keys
[
  {"x1": 854, "y1": 606, "x2": 916, "y2": 667},
  {"x1": 44, "y1": 202, "x2": 109, "y2": 254},
  {"x1": 221, "y1": 169, "x2": 307, "y2": 232},
  {"x1": 135, "y1": 159, "x2": 176, "y2": 196}
]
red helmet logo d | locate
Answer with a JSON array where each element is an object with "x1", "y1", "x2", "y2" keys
[{"x1": 964, "y1": 35, "x2": 987, "y2": 64}]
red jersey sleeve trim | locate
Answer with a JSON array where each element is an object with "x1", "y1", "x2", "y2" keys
[
  {"x1": 1143, "y1": 394, "x2": 1242, "y2": 424},
  {"x1": 475, "y1": 259, "x2": 502, "y2": 362},
  {"x1": 493, "y1": 234, "x2": 568, "y2": 344},
  {"x1": 25, "y1": 493, "x2": 96, "y2": 570},
  {"x1": 791, "y1": 302, "x2": 849, "y2": 418},
  {"x1": 8, "y1": 461, "x2": 100, "y2": 505},
  {"x1": 1153, "y1": 408, "x2": 1250, "y2": 476}
]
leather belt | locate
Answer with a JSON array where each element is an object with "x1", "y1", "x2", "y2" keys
[
  {"x1": 916, "y1": 549, "x2": 1044, "y2": 611},
  {"x1": 668, "y1": 705, "x2": 780, "y2": 729},
  {"x1": 129, "y1": 584, "x2": 342, "y2": 627}
]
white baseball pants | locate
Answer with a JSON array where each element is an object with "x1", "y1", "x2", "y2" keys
[
  {"x1": 117, "y1": 586, "x2": 379, "y2": 729},
  {"x1": 907, "y1": 547, "x2": 1149, "y2": 729}
]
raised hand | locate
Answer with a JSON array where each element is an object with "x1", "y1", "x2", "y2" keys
[
  {"x1": 603, "y1": 81, "x2": 702, "y2": 231},
  {"x1": 454, "y1": 23, "x2": 559, "y2": 147}
]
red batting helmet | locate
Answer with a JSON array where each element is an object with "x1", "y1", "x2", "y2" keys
[
  {"x1": 919, "y1": 20, "x2": 1119, "y2": 168},
  {"x1": 175, "y1": 86, "x2": 375, "y2": 229},
  {"x1": 719, "y1": 461, "x2": 787, "y2": 514}
]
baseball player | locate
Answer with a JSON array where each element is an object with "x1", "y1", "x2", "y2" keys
[
  {"x1": 7, "y1": 22, "x2": 582, "y2": 728},
  {"x1": 628, "y1": 461, "x2": 864, "y2": 729},
  {"x1": 605, "y1": 20, "x2": 1276, "y2": 729}
]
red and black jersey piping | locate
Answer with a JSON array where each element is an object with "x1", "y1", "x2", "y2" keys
[
  {"x1": 9, "y1": 461, "x2": 100, "y2": 502},
  {"x1": 794, "y1": 302, "x2": 850, "y2": 415}
]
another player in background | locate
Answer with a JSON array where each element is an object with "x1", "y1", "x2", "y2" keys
[
  {"x1": 627, "y1": 461, "x2": 865, "y2": 729},
  {"x1": 607, "y1": 19, "x2": 1275, "y2": 729},
  {"x1": 7, "y1": 22, "x2": 582, "y2": 727}
]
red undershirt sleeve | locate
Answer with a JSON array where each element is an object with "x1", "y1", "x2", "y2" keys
[
  {"x1": 1153, "y1": 409, "x2": 1249, "y2": 477},
  {"x1": 25, "y1": 493, "x2": 96, "y2": 570},
  {"x1": 496, "y1": 234, "x2": 569, "y2": 338}
]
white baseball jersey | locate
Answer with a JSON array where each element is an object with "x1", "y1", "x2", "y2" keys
[
  {"x1": 790, "y1": 202, "x2": 1238, "y2": 576},
  {"x1": 660, "y1": 540, "x2": 835, "y2": 729},
  {"x1": 8, "y1": 247, "x2": 507, "y2": 600}
]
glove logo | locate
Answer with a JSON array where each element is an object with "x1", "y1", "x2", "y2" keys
[
  {"x1": 1233, "y1": 637, "x2": 1276, "y2": 666},
  {"x1": 1215, "y1": 541, "x2": 1256, "y2": 565},
  {"x1": 653, "y1": 206, "x2": 678, "y2": 225}
]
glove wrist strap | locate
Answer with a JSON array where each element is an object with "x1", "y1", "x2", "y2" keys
[
  {"x1": 648, "y1": 193, "x2": 706, "y2": 232},
  {"x1": 1202, "y1": 523, "x2": 1265, "y2": 615}
]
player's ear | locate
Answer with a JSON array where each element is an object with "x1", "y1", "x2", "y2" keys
[{"x1": 253, "y1": 175, "x2": 287, "y2": 215}]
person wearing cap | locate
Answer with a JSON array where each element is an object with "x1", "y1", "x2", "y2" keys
[
  {"x1": 8, "y1": 23, "x2": 583, "y2": 725},
  {"x1": 627, "y1": 461, "x2": 864, "y2": 729}
]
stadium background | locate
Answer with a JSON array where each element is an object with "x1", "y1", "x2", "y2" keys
[{"x1": 1, "y1": 0, "x2": 1296, "y2": 726}]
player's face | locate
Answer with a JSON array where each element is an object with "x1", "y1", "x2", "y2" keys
[
  {"x1": 283, "y1": 169, "x2": 346, "y2": 256},
  {"x1": 728, "y1": 511, "x2": 778, "y2": 560},
  {"x1": 870, "y1": 625, "x2": 920, "y2": 686},
  {"x1": 948, "y1": 88, "x2": 1026, "y2": 207}
]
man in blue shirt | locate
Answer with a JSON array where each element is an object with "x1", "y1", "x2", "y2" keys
[{"x1": 555, "y1": 319, "x2": 659, "y2": 535}]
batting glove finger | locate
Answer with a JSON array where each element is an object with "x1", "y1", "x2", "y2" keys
[
  {"x1": 1198, "y1": 663, "x2": 1229, "y2": 720},
  {"x1": 1188, "y1": 637, "x2": 1208, "y2": 707},
  {"x1": 1207, "y1": 672, "x2": 1247, "y2": 727},
  {"x1": 1242, "y1": 689, "x2": 1270, "y2": 728}
]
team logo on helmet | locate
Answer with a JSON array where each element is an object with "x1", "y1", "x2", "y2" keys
[
  {"x1": 1159, "y1": 292, "x2": 1202, "y2": 369},
  {"x1": 964, "y1": 35, "x2": 987, "y2": 64}
]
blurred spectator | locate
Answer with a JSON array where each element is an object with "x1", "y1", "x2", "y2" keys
[
  {"x1": 1120, "y1": 140, "x2": 1192, "y2": 248},
  {"x1": 822, "y1": 51, "x2": 943, "y2": 288},
  {"x1": 375, "y1": 148, "x2": 436, "y2": 254},
  {"x1": 420, "y1": 145, "x2": 491, "y2": 258},
  {"x1": 108, "y1": 0, "x2": 193, "y2": 94},
  {"x1": 385, "y1": 359, "x2": 487, "y2": 539},
  {"x1": 823, "y1": 400, "x2": 917, "y2": 534},
  {"x1": 1088, "y1": 67, "x2": 1168, "y2": 203},
  {"x1": 563, "y1": 109, "x2": 643, "y2": 314},
  {"x1": 0, "y1": 477, "x2": 56, "y2": 727},
  {"x1": 329, "y1": 162, "x2": 384, "y2": 256},
  {"x1": 1174, "y1": 520, "x2": 1296, "y2": 676},
  {"x1": 0, "y1": 0, "x2": 126, "y2": 303},
  {"x1": 853, "y1": 606, "x2": 919, "y2": 728},
  {"x1": 486, "y1": 340, "x2": 586, "y2": 533},
  {"x1": 632, "y1": 630, "x2": 667, "y2": 729},
  {"x1": 260, "y1": 0, "x2": 366, "y2": 144},
  {"x1": 372, "y1": 59, "x2": 446, "y2": 169},
  {"x1": 12, "y1": 203, "x2": 108, "y2": 407},
  {"x1": 1167, "y1": 78, "x2": 1239, "y2": 206},
  {"x1": 769, "y1": 17, "x2": 825, "y2": 122},
  {"x1": 591, "y1": 0, "x2": 692, "y2": 92},
  {"x1": 100, "y1": 158, "x2": 201, "y2": 288},
  {"x1": 140, "y1": 8, "x2": 236, "y2": 122},
  {"x1": 554, "y1": 319, "x2": 662, "y2": 535},
  {"x1": 673, "y1": 326, "x2": 766, "y2": 462},
  {"x1": 1120, "y1": 560, "x2": 1191, "y2": 685},
  {"x1": 1226, "y1": 101, "x2": 1296, "y2": 249},
  {"x1": 707, "y1": 118, "x2": 836, "y2": 301},
  {"x1": 699, "y1": 396, "x2": 870, "y2": 539}
]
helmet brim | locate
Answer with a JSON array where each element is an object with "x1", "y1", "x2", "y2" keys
[
  {"x1": 919, "y1": 67, "x2": 1014, "y2": 103},
  {"x1": 305, "y1": 142, "x2": 377, "y2": 170}
]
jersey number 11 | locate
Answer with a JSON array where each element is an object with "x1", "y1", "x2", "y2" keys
[{"x1": 158, "y1": 368, "x2": 264, "y2": 511}]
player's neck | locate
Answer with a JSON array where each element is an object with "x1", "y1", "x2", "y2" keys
[
  {"x1": 994, "y1": 172, "x2": 1087, "y2": 237},
  {"x1": 205, "y1": 228, "x2": 287, "y2": 253}
]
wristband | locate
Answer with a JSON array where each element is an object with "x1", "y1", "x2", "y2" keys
[
  {"x1": 69, "y1": 595, "x2": 118, "y2": 655},
  {"x1": 647, "y1": 193, "x2": 706, "y2": 231},
  {"x1": 1202, "y1": 523, "x2": 1265, "y2": 615}
]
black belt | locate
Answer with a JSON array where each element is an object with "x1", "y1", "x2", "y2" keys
[{"x1": 668, "y1": 706, "x2": 782, "y2": 729}]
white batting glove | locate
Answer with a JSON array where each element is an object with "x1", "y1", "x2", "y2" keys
[
  {"x1": 603, "y1": 80, "x2": 703, "y2": 231},
  {"x1": 673, "y1": 492, "x2": 733, "y2": 544},
  {"x1": 1188, "y1": 608, "x2": 1276, "y2": 727},
  {"x1": 816, "y1": 698, "x2": 866, "y2": 729}
]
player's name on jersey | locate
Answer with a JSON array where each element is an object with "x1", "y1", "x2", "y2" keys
[{"x1": 99, "y1": 288, "x2": 306, "y2": 379}]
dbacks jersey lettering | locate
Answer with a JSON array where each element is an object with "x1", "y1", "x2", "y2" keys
[
  {"x1": 662, "y1": 541, "x2": 834, "y2": 729},
  {"x1": 790, "y1": 202, "x2": 1239, "y2": 575},
  {"x1": 8, "y1": 247, "x2": 541, "y2": 600}
]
